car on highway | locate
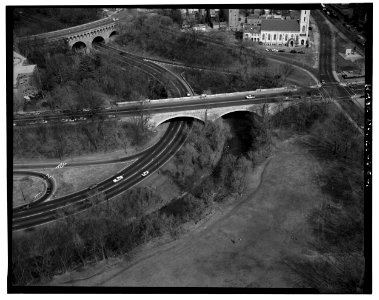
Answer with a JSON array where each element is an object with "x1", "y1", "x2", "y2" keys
[
  {"x1": 113, "y1": 176, "x2": 123, "y2": 183},
  {"x1": 88, "y1": 184, "x2": 98, "y2": 190},
  {"x1": 113, "y1": 175, "x2": 124, "y2": 183},
  {"x1": 200, "y1": 94, "x2": 207, "y2": 98},
  {"x1": 141, "y1": 171, "x2": 149, "y2": 177},
  {"x1": 245, "y1": 94, "x2": 255, "y2": 99},
  {"x1": 186, "y1": 93, "x2": 191, "y2": 97}
]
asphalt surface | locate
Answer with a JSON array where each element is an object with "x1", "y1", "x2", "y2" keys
[{"x1": 313, "y1": 10, "x2": 364, "y2": 128}]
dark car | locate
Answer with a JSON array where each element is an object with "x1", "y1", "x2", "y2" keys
[
  {"x1": 278, "y1": 49, "x2": 285, "y2": 52},
  {"x1": 88, "y1": 184, "x2": 98, "y2": 190},
  {"x1": 290, "y1": 50, "x2": 297, "y2": 53}
]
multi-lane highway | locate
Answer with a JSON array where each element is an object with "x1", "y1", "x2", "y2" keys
[
  {"x1": 13, "y1": 38, "x2": 194, "y2": 231},
  {"x1": 12, "y1": 121, "x2": 191, "y2": 231}
]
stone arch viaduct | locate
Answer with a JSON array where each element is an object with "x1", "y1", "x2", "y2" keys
[{"x1": 16, "y1": 17, "x2": 119, "y2": 52}]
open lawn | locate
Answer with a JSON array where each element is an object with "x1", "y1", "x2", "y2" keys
[{"x1": 48, "y1": 125, "x2": 363, "y2": 290}]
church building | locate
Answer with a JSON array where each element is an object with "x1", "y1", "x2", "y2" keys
[{"x1": 243, "y1": 10, "x2": 310, "y2": 47}]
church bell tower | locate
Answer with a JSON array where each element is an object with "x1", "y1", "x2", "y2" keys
[{"x1": 300, "y1": 10, "x2": 310, "y2": 38}]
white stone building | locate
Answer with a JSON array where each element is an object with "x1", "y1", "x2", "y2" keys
[{"x1": 243, "y1": 10, "x2": 310, "y2": 47}]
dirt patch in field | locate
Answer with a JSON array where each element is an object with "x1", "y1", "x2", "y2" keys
[
  {"x1": 49, "y1": 129, "x2": 330, "y2": 287},
  {"x1": 45, "y1": 162, "x2": 133, "y2": 199}
]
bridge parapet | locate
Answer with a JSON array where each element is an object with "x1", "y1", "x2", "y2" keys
[
  {"x1": 146, "y1": 102, "x2": 291, "y2": 127},
  {"x1": 17, "y1": 16, "x2": 116, "y2": 42},
  {"x1": 116, "y1": 86, "x2": 298, "y2": 107}
]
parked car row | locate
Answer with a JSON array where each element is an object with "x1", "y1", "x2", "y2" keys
[{"x1": 289, "y1": 50, "x2": 305, "y2": 54}]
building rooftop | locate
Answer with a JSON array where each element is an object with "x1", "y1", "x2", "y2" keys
[
  {"x1": 261, "y1": 19, "x2": 299, "y2": 32},
  {"x1": 243, "y1": 24, "x2": 261, "y2": 34}
]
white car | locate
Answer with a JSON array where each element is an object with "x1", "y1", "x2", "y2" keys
[
  {"x1": 141, "y1": 171, "x2": 149, "y2": 177},
  {"x1": 200, "y1": 94, "x2": 207, "y2": 98},
  {"x1": 186, "y1": 93, "x2": 191, "y2": 97},
  {"x1": 113, "y1": 175, "x2": 123, "y2": 183},
  {"x1": 82, "y1": 108, "x2": 90, "y2": 112},
  {"x1": 245, "y1": 94, "x2": 255, "y2": 99}
]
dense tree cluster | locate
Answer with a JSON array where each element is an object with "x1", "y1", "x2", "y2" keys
[
  {"x1": 16, "y1": 44, "x2": 166, "y2": 112},
  {"x1": 13, "y1": 8, "x2": 101, "y2": 37},
  {"x1": 117, "y1": 13, "x2": 267, "y2": 71},
  {"x1": 174, "y1": 66, "x2": 286, "y2": 95},
  {"x1": 13, "y1": 119, "x2": 153, "y2": 160}
]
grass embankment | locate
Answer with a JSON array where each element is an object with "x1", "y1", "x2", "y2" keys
[
  {"x1": 12, "y1": 175, "x2": 46, "y2": 207},
  {"x1": 13, "y1": 119, "x2": 158, "y2": 160}
]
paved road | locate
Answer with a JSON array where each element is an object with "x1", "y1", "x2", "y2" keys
[
  {"x1": 12, "y1": 121, "x2": 190, "y2": 231},
  {"x1": 313, "y1": 9, "x2": 364, "y2": 129}
]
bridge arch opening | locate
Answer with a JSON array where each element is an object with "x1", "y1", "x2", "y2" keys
[
  {"x1": 72, "y1": 41, "x2": 87, "y2": 52},
  {"x1": 92, "y1": 36, "x2": 105, "y2": 47},
  {"x1": 109, "y1": 31, "x2": 119, "y2": 40},
  {"x1": 155, "y1": 116, "x2": 204, "y2": 127},
  {"x1": 218, "y1": 109, "x2": 256, "y2": 120},
  {"x1": 220, "y1": 111, "x2": 261, "y2": 156}
]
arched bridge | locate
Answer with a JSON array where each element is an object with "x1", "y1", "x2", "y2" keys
[
  {"x1": 16, "y1": 16, "x2": 119, "y2": 52},
  {"x1": 117, "y1": 88, "x2": 309, "y2": 127}
]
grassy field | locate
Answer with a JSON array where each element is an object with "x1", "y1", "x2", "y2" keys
[{"x1": 13, "y1": 175, "x2": 46, "y2": 207}]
